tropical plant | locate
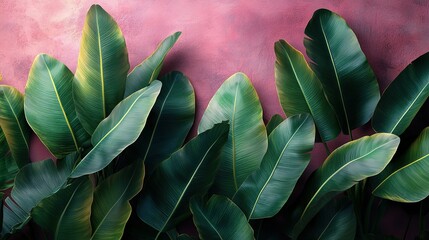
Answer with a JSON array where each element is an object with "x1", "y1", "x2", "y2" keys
[{"x1": 1, "y1": 5, "x2": 429, "y2": 240}]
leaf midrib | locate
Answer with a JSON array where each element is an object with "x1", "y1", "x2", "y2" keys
[
  {"x1": 248, "y1": 116, "x2": 308, "y2": 219},
  {"x1": 95, "y1": 7, "x2": 106, "y2": 118},
  {"x1": 2, "y1": 89, "x2": 29, "y2": 151},
  {"x1": 301, "y1": 138, "x2": 396, "y2": 219},
  {"x1": 231, "y1": 85, "x2": 239, "y2": 191},
  {"x1": 194, "y1": 203, "x2": 224, "y2": 240}
]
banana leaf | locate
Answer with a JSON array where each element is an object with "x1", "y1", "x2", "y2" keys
[
  {"x1": 0, "y1": 127, "x2": 18, "y2": 190},
  {"x1": 373, "y1": 127, "x2": 429, "y2": 202},
  {"x1": 0, "y1": 85, "x2": 30, "y2": 168},
  {"x1": 190, "y1": 195, "x2": 254, "y2": 240},
  {"x1": 304, "y1": 9, "x2": 380, "y2": 136},
  {"x1": 124, "y1": 32, "x2": 181, "y2": 97},
  {"x1": 125, "y1": 71, "x2": 195, "y2": 174},
  {"x1": 274, "y1": 39, "x2": 339, "y2": 142},
  {"x1": 70, "y1": 81, "x2": 161, "y2": 178},
  {"x1": 372, "y1": 52, "x2": 429, "y2": 135},
  {"x1": 1, "y1": 154, "x2": 75, "y2": 235},
  {"x1": 233, "y1": 114, "x2": 315, "y2": 219},
  {"x1": 90, "y1": 161, "x2": 144, "y2": 240},
  {"x1": 291, "y1": 133, "x2": 400, "y2": 238},
  {"x1": 137, "y1": 122, "x2": 229, "y2": 238},
  {"x1": 266, "y1": 114, "x2": 283, "y2": 136},
  {"x1": 25, "y1": 54, "x2": 89, "y2": 158},
  {"x1": 32, "y1": 177, "x2": 93, "y2": 240},
  {"x1": 74, "y1": 4, "x2": 130, "y2": 134},
  {"x1": 198, "y1": 72, "x2": 267, "y2": 197}
]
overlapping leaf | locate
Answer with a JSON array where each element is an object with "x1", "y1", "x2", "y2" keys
[
  {"x1": 137, "y1": 122, "x2": 229, "y2": 238},
  {"x1": 74, "y1": 4, "x2": 130, "y2": 134},
  {"x1": 233, "y1": 114, "x2": 315, "y2": 219},
  {"x1": 124, "y1": 32, "x2": 181, "y2": 97},
  {"x1": 372, "y1": 52, "x2": 429, "y2": 135},
  {"x1": 291, "y1": 133, "x2": 399, "y2": 237},
  {"x1": 91, "y1": 161, "x2": 144, "y2": 240},
  {"x1": 32, "y1": 177, "x2": 93, "y2": 240},
  {"x1": 0, "y1": 127, "x2": 18, "y2": 190},
  {"x1": 304, "y1": 9, "x2": 380, "y2": 135},
  {"x1": 190, "y1": 195, "x2": 254, "y2": 240},
  {"x1": 275, "y1": 39, "x2": 339, "y2": 142},
  {"x1": 266, "y1": 114, "x2": 283, "y2": 136},
  {"x1": 0, "y1": 85, "x2": 30, "y2": 168},
  {"x1": 70, "y1": 81, "x2": 161, "y2": 178},
  {"x1": 373, "y1": 127, "x2": 429, "y2": 202},
  {"x1": 25, "y1": 54, "x2": 89, "y2": 158},
  {"x1": 198, "y1": 73, "x2": 267, "y2": 197}
]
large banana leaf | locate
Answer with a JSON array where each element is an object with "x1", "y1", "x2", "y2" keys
[
  {"x1": 25, "y1": 54, "x2": 89, "y2": 158},
  {"x1": 372, "y1": 52, "x2": 429, "y2": 135},
  {"x1": 190, "y1": 195, "x2": 254, "y2": 240},
  {"x1": 74, "y1": 4, "x2": 130, "y2": 134},
  {"x1": 298, "y1": 199, "x2": 356, "y2": 240},
  {"x1": 91, "y1": 161, "x2": 144, "y2": 240},
  {"x1": 32, "y1": 177, "x2": 93, "y2": 240},
  {"x1": 124, "y1": 32, "x2": 181, "y2": 97},
  {"x1": 373, "y1": 127, "x2": 429, "y2": 202},
  {"x1": 0, "y1": 127, "x2": 18, "y2": 190},
  {"x1": 274, "y1": 39, "x2": 339, "y2": 142},
  {"x1": 233, "y1": 114, "x2": 315, "y2": 219},
  {"x1": 304, "y1": 9, "x2": 380, "y2": 135},
  {"x1": 198, "y1": 72, "x2": 267, "y2": 197},
  {"x1": 125, "y1": 71, "x2": 195, "y2": 174},
  {"x1": 137, "y1": 122, "x2": 229, "y2": 238},
  {"x1": 266, "y1": 114, "x2": 283, "y2": 136},
  {"x1": 0, "y1": 85, "x2": 30, "y2": 168},
  {"x1": 291, "y1": 133, "x2": 399, "y2": 237},
  {"x1": 1, "y1": 155, "x2": 75, "y2": 235},
  {"x1": 70, "y1": 81, "x2": 161, "y2": 178}
]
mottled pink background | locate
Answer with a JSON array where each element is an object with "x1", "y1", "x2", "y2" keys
[{"x1": 1, "y1": 0, "x2": 429, "y2": 237}]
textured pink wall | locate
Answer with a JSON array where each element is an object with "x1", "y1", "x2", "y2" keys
[{"x1": 1, "y1": 0, "x2": 428, "y2": 237}]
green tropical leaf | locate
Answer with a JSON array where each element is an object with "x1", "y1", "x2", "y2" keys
[
  {"x1": 32, "y1": 177, "x2": 93, "y2": 240},
  {"x1": 137, "y1": 122, "x2": 229, "y2": 238},
  {"x1": 233, "y1": 114, "x2": 315, "y2": 219},
  {"x1": 304, "y1": 9, "x2": 380, "y2": 135},
  {"x1": 198, "y1": 72, "x2": 267, "y2": 197},
  {"x1": 70, "y1": 81, "x2": 161, "y2": 178},
  {"x1": 2, "y1": 155, "x2": 75, "y2": 235},
  {"x1": 25, "y1": 54, "x2": 89, "y2": 158},
  {"x1": 91, "y1": 161, "x2": 144, "y2": 240},
  {"x1": 0, "y1": 85, "x2": 30, "y2": 168},
  {"x1": 274, "y1": 39, "x2": 339, "y2": 142},
  {"x1": 124, "y1": 32, "x2": 181, "y2": 97},
  {"x1": 291, "y1": 133, "x2": 400, "y2": 238},
  {"x1": 74, "y1": 4, "x2": 130, "y2": 134},
  {"x1": 266, "y1": 114, "x2": 283, "y2": 136},
  {"x1": 0, "y1": 127, "x2": 18, "y2": 191},
  {"x1": 372, "y1": 52, "x2": 429, "y2": 135},
  {"x1": 373, "y1": 127, "x2": 429, "y2": 202},
  {"x1": 190, "y1": 195, "x2": 254, "y2": 240},
  {"x1": 298, "y1": 199, "x2": 356, "y2": 240},
  {"x1": 125, "y1": 71, "x2": 195, "y2": 174}
]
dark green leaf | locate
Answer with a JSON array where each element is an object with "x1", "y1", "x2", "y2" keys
[
  {"x1": 90, "y1": 161, "x2": 144, "y2": 240},
  {"x1": 70, "y1": 81, "x2": 161, "y2": 178},
  {"x1": 372, "y1": 52, "x2": 429, "y2": 135},
  {"x1": 32, "y1": 177, "x2": 93, "y2": 240},
  {"x1": 198, "y1": 72, "x2": 267, "y2": 197},
  {"x1": 275, "y1": 39, "x2": 339, "y2": 142},
  {"x1": 373, "y1": 127, "x2": 429, "y2": 202},
  {"x1": 137, "y1": 122, "x2": 229, "y2": 237},
  {"x1": 0, "y1": 85, "x2": 30, "y2": 168},
  {"x1": 74, "y1": 4, "x2": 130, "y2": 134},
  {"x1": 0, "y1": 127, "x2": 18, "y2": 191},
  {"x1": 124, "y1": 32, "x2": 181, "y2": 97},
  {"x1": 291, "y1": 133, "x2": 399, "y2": 237},
  {"x1": 190, "y1": 195, "x2": 254, "y2": 240},
  {"x1": 266, "y1": 114, "x2": 283, "y2": 136},
  {"x1": 304, "y1": 9, "x2": 380, "y2": 135},
  {"x1": 25, "y1": 54, "x2": 89, "y2": 158},
  {"x1": 233, "y1": 114, "x2": 315, "y2": 219}
]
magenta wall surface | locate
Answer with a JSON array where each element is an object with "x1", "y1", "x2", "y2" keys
[{"x1": 1, "y1": 0, "x2": 429, "y2": 237}]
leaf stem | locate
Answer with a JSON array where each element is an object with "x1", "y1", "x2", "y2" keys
[{"x1": 322, "y1": 141, "x2": 331, "y2": 156}]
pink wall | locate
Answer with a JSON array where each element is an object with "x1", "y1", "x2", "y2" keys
[{"x1": 1, "y1": 0, "x2": 428, "y2": 237}]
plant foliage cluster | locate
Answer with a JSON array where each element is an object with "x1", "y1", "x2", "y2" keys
[{"x1": 1, "y1": 5, "x2": 429, "y2": 240}]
